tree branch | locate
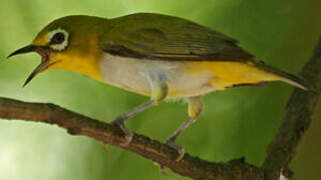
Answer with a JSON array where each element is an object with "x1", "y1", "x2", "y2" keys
[
  {"x1": 0, "y1": 97, "x2": 264, "y2": 179},
  {"x1": 261, "y1": 36, "x2": 321, "y2": 179},
  {"x1": 0, "y1": 36, "x2": 320, "y2": 179}
]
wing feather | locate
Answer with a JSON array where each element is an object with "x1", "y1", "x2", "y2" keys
[{"x1": 100, "y1": 13, "x2": 254, "y2": 61}]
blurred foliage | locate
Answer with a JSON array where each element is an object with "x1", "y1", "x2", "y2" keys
[{"x1": 0, "y1": 0, "x2": 320, "y2": 179}]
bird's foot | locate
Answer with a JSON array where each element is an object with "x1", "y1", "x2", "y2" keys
[
  {"x1": 165, "y1": 139, "x2": 185, "y2": 162},
  {"x1": 111, "y1": 117, "x2": 133, "y2": 146}
]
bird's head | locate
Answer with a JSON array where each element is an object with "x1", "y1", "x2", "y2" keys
[{"x1": 8, "y1": 15, "x2": 106, "y2": 86}]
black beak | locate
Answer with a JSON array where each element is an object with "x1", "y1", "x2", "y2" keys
[
  {"x1": 22, "y1": 60, "x2": 51, "y2": 87},
  {"x1": 7, "y1": 45, "x2": 39, "y2": 58},
  {"x1": 8, "y1": 44, "x2": 52, "y2": 87}
]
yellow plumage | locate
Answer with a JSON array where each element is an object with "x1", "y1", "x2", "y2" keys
[{"x1": 186, "y1": 61, "x2": 280, "y2": 90}]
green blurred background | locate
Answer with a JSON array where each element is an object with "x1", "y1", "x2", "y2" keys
[{"x1": 0, "y1": 0, "x2": 320, "y2": 179}]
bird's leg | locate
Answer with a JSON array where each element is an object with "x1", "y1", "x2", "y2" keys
[
  {"x1": 111, "y1": 78, "x2": 168, "y2": 146},
  {"x1": 111, "y1": 100, "x2": 157, "y2": 144},
  {"x1": 165, "y1": 96, "x2": 203, "y2": 161}
]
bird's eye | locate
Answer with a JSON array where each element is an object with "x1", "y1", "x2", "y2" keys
[
  {"x1": 47, "y1": 28, "x2": 69, "y2": 51},
  {"x1": 50, "y1": 32, "x2": 65, "y2": 44}
]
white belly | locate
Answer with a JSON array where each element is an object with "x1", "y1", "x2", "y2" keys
[{"x1": 99, "y1": 53, "x2": 216, "y2": 98}]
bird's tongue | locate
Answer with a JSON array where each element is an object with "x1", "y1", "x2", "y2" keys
[{"x1": 36, "y1": 48, "x2": 51, "y2": 62}]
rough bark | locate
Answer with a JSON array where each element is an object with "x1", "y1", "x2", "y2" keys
[
  {"x1": 0, "y1": 36, "x2": 320, "y2": 179},
  {"x1": 261, "y1": 36, "x2": 321, "y2": 179}
]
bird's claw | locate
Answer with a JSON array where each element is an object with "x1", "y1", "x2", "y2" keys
[
  {"x1": 111, "y1": 119, "x2": 133, "y2": 146},
  {"x1": 165, "y1": 139, "x2": 185, "y2": 162}
]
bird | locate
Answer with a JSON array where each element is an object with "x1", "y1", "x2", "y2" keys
[{"x1": 8, "y1": 13, "x2": 308, "y2": 161}]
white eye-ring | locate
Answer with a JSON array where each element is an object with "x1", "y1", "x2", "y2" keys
[{"x1": 47, "y1": 28, "x2": 69, "y2": 51}]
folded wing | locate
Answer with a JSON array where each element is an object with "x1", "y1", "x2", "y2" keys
[{"x1": 100, "y1": 13, "x2": 253, "y2": 62}]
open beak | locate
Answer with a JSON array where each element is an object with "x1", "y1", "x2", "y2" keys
[
  {"x1": 8, "y1": 44, "x2": 52, "y2": 87},
  {"x1": 7, "y1": 45, "x2": 40, "y2": 58}
]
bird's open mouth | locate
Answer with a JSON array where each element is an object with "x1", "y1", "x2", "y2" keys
[{"x1": 8, "y1": 45, "x2": 56, "y2": 87}]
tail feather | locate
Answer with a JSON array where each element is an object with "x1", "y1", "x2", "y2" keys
[{"x1": 255, "y1": 61, "x2": 310, "y2": 90}]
